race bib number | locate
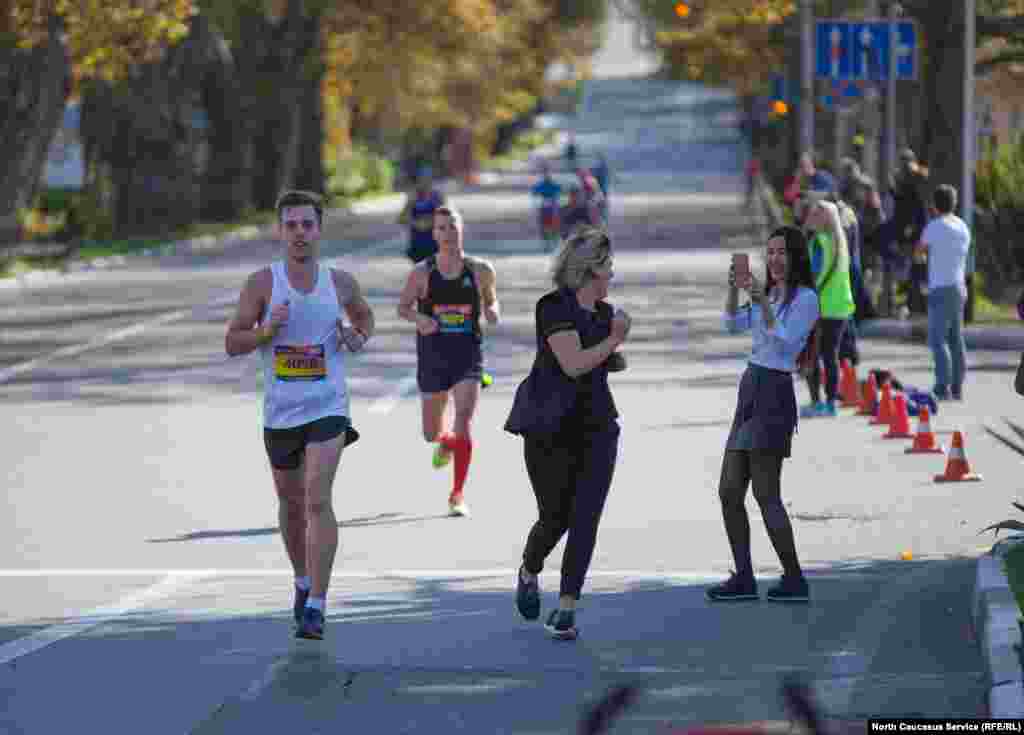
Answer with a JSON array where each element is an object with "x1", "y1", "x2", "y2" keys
[
  {"x1": 274, "y1": 344, "x2": 327, "y2": 381},
  {"x1": 432, "y1": 304, "x2": 473, "y2": 335}
]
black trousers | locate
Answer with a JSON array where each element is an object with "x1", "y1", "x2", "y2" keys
[
  {"x1": 807, "y1": 318, "x2": 848, "y2": 403},
  {"x1": 521, "y1": 422, "x2": 619, "y2": 599},
  {"x1": 718, "y1": 449, "x2": 802, "y2": 580}
]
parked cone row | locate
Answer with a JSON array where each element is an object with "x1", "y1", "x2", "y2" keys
[{"x1": 833, "y1": 359, "x2": 982, "y2": 483}]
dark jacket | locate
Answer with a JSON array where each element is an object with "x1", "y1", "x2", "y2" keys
[{"x1": 504, "y1": 288, "x2": 619, "y2": 436}]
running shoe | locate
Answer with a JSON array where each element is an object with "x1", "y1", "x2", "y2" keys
[
  {"x1": 544, "y1": 609, "x2": 578, "y2": 641},
  {"x1": 766, "y1": 574, "x2": 810, "y2": 603},
  {"x1": 295, "y1": 607, "x2": 325, "y2": 640},
  {"x1": 432, "y1": 443, "x2": 452, "y2": 469},
  {"x1": 448, "y1": 493, "x2": 470, "y2": 517},
  {"x1": 515, "y1": 566, "x2": 540, "y2": 621},
  {"x1": 799, "y1": 401, "x2": 826, "y2": 418},
  {"x1": 293, "y1": 584, "x2": 309, "y2": 627},
  {"x1": 706, "y1": 572, "x2": 759, "y2": 602}
]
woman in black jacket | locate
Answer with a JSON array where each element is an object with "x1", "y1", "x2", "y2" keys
[{"x1": 504, "y1": 225, "x2": 631, "y2": 640}]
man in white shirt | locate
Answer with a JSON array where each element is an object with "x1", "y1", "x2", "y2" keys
[{"x1": 919, "y1": 184, "x2": 970, "y2": 400}]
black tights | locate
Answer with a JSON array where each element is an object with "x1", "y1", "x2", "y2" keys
[
  {"x1": 718, "y1": 449, "x2": 802, "y2": 580},
  {"x1": 807, "y1": 318, "x2": 848, "y2": 403}
]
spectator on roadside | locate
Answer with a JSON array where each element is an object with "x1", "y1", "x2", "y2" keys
[
  {"x1": 708, "y1": 225, "x2": 818, "y2": 603},
  {"x1": 800, "y1": 200, "x2": 856, "y2": 418},
  {"x1": 889, "y1": 148, "x2": 930, "y2": 315},
  {"x1": 784, "y1": 151, "x2": 837, "y2": 207},
  {"x1": 919, "y1": 184, "x2": 970, "y2": 401},
  {"x1": 834, "y1": 197, "x2": 863, "y2": 368}
]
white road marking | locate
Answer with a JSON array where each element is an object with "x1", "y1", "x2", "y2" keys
[
  {"x1": 0, "y1": 236, "x2": 405, "y2": 387},
  {"x1": 0, "y1": 572, "x2": 206, "y2": 666},
  {"x1": 0, "y1": 309, "x2": 191, "y2": 384},
  {"x1": 368, "y1": 374, "x2": 419, "y2": 414},
  {"x1": 0, "y1": 567, "x2": 876, "y2": 580}
]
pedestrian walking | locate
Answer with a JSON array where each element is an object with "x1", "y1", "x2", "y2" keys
[
  {"x1": 919, "y1": 184, "x2": 970, "y2": 401},
  {"x1": 504, "y1": 225, "x2": 631, "y2": 640},
  {"x1": 397, "y1": 205, "x2": 500, "y2": 517},
  {"x1": 708, "y1": 225, "x2": 819, "y2": 603},
  {"x1": 800, "y1": 200, "x2": 855, "y2": 418},
  {"x1": 225, "y1": 189, "x2": 375, "y2": 640}
]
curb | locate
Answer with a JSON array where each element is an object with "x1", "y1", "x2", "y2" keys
[
  {"x1": 973, "y1": 538, "x2": 1024, "y2": 717},
  {"x1": 857, "y1": 319, "x2": 1024, "y2": 353}
]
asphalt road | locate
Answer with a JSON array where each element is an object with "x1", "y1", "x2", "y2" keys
[{"x1": 0, "y1": 75, "x2": 1005, "y2": 733}]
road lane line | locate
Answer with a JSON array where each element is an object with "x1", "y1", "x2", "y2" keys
[
  {"x1": 0, "y1": 236, "x2": 405, "y2": 386},
  {"x1": 0, "y1": 567, "x2": 879, "y2": 580},
  {"x1": 0, "y1": 572, "x2": 206, "y2": 666}
]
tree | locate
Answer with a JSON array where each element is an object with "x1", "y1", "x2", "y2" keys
[{"x1": 1, "y1": 1, "x2": 192, "y2": 245}]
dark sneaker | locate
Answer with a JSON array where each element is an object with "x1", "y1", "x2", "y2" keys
[
  {"x1": 293, "y1": 585, "x2": 309, "y2": 627},
  {"x1": 295, "y1": 607, "x2": 325, "y2": 640},
  {"x1": 951, "y1": 387, "x2": 963, "y2": 401},
  {"x1": 933, "y1": 386, "x2": 950, "y2": 401},
  {"x1": 516, "y1": 566, "x2": 540, "y2": 621},
  {"x1": 706, "y1": 572, "x2": 758, "y2": 602},
  {"x1": 766, "y1": 574, "x2": 810, "y2": 603},
  {"x1": 545, "y1": 609, "x2": 578, "y2": 641}
]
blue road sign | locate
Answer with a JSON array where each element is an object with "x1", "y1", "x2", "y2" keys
[
  {"x1": 816, "y1": 22, "x2": 853, "y2": 80},
  {"x1": 895, "y1": 21, "x2": 916, "y2": 80},
  {"x1": 851, "y1": 22, "x2": 888, "y2": 81},
  {"x1": 822, "y1": 19, "x2": 916, "y2": 82}
]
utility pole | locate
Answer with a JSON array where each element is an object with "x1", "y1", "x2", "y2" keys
[
  {"x1": 861, "y1": 0, "x2": 880, "y2": 188},
  {"x1": 879, "y1": 0, "x2": 900, "y2": 318},
  {"x1": 800, "y1": 0, "x2": 814, "y2": 158},
  {"x1": 964, "y1": 0, "x2": 976, "y2": 322}
]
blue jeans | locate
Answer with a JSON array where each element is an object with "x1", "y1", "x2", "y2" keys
[{"x1": 928, "y1": 286, "x2": 967, "y2": 394}]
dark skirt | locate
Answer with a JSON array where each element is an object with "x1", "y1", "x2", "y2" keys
[{"x1": 726, "y1": 363, "x2": 798, "y2": 458}]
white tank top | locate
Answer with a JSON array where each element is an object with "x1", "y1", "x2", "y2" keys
[{"x1": 261, "y1": 261, "x2": 350, "y2": 429}]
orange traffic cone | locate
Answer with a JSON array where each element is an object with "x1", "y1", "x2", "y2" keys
[
  {"x1": 871, "y1": 382, "x2": 894, "y2": 426},
  {"x1": 840, "y1": 360, "x2": 859, "y2": 408},
  {"x1": 857, "y1": 374, "x2": 878, "y2": 417},
  {"x1": 934, "y1": 431, "x2": 983, "y2": 482},
  {"x1": 884, "y1": 394, "x2": 914, "y2": 439},
  {"x1": 905, "y1": 406, "x2": 944, "y2": 454}
]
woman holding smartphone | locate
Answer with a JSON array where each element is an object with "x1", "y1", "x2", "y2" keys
[{"x1": 708, "y1": 226, "x2": 819, "y2": 603}]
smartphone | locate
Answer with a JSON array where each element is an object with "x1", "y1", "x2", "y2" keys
[{"x1": 732, "y1": 252, "x2": 751, "y2": 284}]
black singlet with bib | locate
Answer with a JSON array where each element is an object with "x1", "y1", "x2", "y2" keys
[{"x1": 416, "y1": 255, "x2": 484, "y2": 393}]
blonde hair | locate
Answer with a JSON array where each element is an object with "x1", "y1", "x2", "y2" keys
[
  {"x1": 811, "y1": 200, "x2": 849, "y2": 272},
  {"x1": 551, "y1": 225, "x2": 612, "y2": 290}
]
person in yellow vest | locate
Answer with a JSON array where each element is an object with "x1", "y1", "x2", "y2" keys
[{"x1": 800, "y1": 200, "x2": 855, "y2": 417}]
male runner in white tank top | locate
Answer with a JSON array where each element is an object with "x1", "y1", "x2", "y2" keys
[{"x1": 225, "y1": 190, "x2": 375, "y2": 640}]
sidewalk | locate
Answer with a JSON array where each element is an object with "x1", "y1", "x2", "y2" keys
[
  {"x1": 859, "y1": 317, "x2": 1024, "y2": 353},
  {"x1": 974, "y1": 537, "x2": 1024, "y2": 717}
]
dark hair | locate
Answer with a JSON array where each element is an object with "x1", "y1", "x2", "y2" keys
[
  {"x1": 765, "y1": 226, "x2": 814, "y2": 312},
  {"x1": 276, "y1": 189, "x2": 324, "y2": 225},
  {"x1": 933, "y1": 184, "x2": 957, "y2": 214}
]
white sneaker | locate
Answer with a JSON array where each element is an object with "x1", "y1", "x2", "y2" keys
[{"x1": 448, "y1": 495, "x2": 470, "y2": 518}]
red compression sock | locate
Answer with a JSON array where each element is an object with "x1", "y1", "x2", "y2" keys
[{"x1": 451, "y1": 436, "x2": 473, "y2": 497}]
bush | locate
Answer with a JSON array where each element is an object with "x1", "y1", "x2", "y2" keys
[
  {"x1": 327, "y1": 146, "x2": 395, "y2": 201},
  {"x1": 974, "y1": 137, "x2": 1024, "y2": 299}
]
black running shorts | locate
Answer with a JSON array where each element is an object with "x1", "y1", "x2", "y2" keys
[{"x1": 263, "y1": 415, "x2": 359, "y2": 470}]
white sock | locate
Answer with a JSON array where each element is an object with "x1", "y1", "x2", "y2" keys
[
  {"x1": 295, "y1": 576, "x2": 311, "y2": 591},
  {"x1": 305, "y1": 596, "x2": 325, "y2": 611}
]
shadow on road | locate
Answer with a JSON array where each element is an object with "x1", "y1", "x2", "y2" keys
[
  {"x1": 146, "y1": 512, "x2": 454, "y2": 544},
  {"x1": 0, "y1": 556, "x2": 986, "y2": 733}
]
